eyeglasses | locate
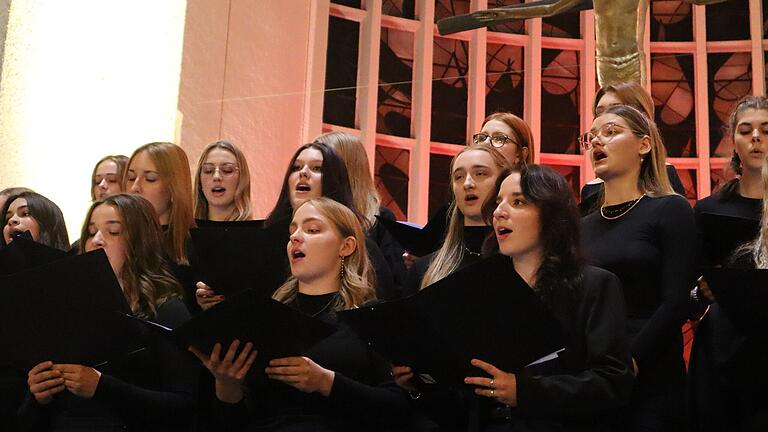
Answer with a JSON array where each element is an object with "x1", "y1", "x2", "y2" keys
[
  {"x1": 580, "y1": 123, "x2": 644, "y2": 150},
  {"x1": 472, "y1": 132, "x2": 518, "y2": 148},
  {"x1": 201, "y1": 163, "x2": 239, "y2": 177}
]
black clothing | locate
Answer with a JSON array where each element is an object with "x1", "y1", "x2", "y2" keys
[
  {"x1": 688, "y1": 188, "x2": 768, "y2": 432},
  {"x1": 581, "y1": 194, "x2": 697, "y2": 431},
  {"x1": 579, "y1": 165, "x2": 686, "y2": 216},
  {"x1": 211, "y1": 293, "x2": 409, "y2": 432},
  {"x1": 369, "y1": 206, "x2": 408, "y2": 299},
  {"x1": 17, "y1": 299, "x2": 198, "y2": 432},
  {"x1": 693, "y1": 187, "x2": 762, "y2": 267},
  {"x1": 407, "y1": 266, "x2": 633, "y2": 432},
  {"x1": 403, "y1": 226, "x2": 492, "y2": 297}
]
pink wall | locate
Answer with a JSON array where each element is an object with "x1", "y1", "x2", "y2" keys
[{"x1": 178, "y1": 0, "x2": 327, "y2": 218}]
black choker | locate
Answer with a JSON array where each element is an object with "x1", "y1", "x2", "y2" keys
[{"x1": 600, "y1": 195, "x2": 645, "y2": 220}]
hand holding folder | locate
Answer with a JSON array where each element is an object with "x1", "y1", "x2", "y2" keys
[
  {"x1": 338, "y1": 254, "x2": 565, "y2": 387},
  {"x1": 126, "y1": 289, "x2": 338, "y2": 378},
  {"x1": 0, "y1": 249, "x2": 142, "y2": 371},
  {"x1": 190, "y1": 221, "x2": 288, "y2": 297},
  {"x1": 701, "y1": 267, "x2": 768, "y2": 337}
]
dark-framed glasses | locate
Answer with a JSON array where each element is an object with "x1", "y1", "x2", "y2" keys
[
  {"x1": 472, "y1": 132, "x2": 516, "y2": 148},
  {"x1": 201, "y1": 163, "x2": 239, "y2": 177},
  {"x1": 580, "y1": 123, "x2": 642, "y2": 150}
]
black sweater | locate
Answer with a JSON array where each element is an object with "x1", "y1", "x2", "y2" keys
[
  {"x1": 581, "y1": 194, "x2": 697, "y2": 381},
  {"x1": 405, "y1": 266, "x2": 634, "y2": 432},
  {"x1": 212, "y1": 292, "x2": 410, "y2": 432},
  {"x1": 17, "y1": 299, "x2": 198, "y2": 432},
  {"x1": 688, "y1": 190, "x2": 768, "y2": 432}
]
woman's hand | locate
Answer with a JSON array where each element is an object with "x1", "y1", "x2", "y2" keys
[
  {"x1": 464, "y1": 358, "x2": 517, "y2": 407},
  {"x1": 27, "y1": 361, "x2": 65, "y2": 404},
  {"x1": 391, "y1": 365, "x2": 417, "y2": 393},
  {"x1": 190, "y1": 340, "x2": 257, "y2": 403},
  {"x1": 196, "y1": 281, "x2": 225, "y2": 310},
  {"x1": 265, "y1": 356, "x2": 335, "y2": 397},
  {"x1": 402, "y1": 252, "x2": 419, "y2": 271},
  {"x1": 51, "y1": 364, "x2": 101, "y2": 399},
  {"x1": 697, "y1": 276, "x2": 715, "y2": 303}
]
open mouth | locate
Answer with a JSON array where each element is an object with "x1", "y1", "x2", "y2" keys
[
  {"x1": 593, "y1": 149, "x2": 607, "y2": 162},
  {"x1": 211, "y1": 186, "x2": 226, "y2": 195},
  {"x1": 496, "y1": 227, "x2": 512, "y2": 239},
  {"x1": 291, "y1": 250, "x2": 306, "y2": 260},
  {"x1": 465, "y1": 194, "x2": 479, "y2": 203},
  {"x1": 296, "y1": 183, "x2": 311, "y2": 192}
]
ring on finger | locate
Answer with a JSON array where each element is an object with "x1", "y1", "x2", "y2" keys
[
  {"x1": 490, "y1": 389, "x2": 495, "y2": 397},
  {"x1": 489, "y1": 379, "x2": 495, "y2": 389}
]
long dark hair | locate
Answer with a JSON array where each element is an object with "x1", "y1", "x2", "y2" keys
[
  {"x1": 1, "y1": 191, "x2": 69, "y2": 251},
  {"x1": 484, "y1": 165, "x2": 583, "y2": 307},
  {"x1": 80, "y1": 193, "x2": 183, "y2": 319},
  {"x1": 265, "y1": 142, "x2": 354, "y2": 226}
]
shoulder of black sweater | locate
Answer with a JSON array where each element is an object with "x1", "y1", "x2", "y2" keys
[
  {"x1": 154, "y1": 297, "x2": 191, "y2": 329},
  {"x1": 378, "y1": 206, "x2": 396, "y2": 221}
]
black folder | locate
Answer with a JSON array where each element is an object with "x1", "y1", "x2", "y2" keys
[
  {"x1": 0, "y1": 232, "x2": 69, "y2": 275},
  {"x1": 190, "y1": 221, "x2": 288, "y2": 297},
  {"x1": 126, "y1": 289, "x2": 337, "y2": 374},
  {"x1": 0, "y1": 249, "x2": 142, "y2": 371},
  {"x1": 699, "y1": 212, "x2": 760, "y2": 266},
  {"x1": 338, "y1": 254, "x2": 565, "y2": 387},
  {"x1": 194, "y1": 219, "x2": 265, "y2": 228},
  {"x1": 702, "y1": 268, "x2": 768, "y2": 336},
  {"x1": 375, "y1": 210, "x2": 448, "y2": 257}
]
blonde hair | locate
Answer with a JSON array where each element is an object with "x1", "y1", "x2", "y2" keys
[
  {"x1": 125, "y1": 142, "x2": 195, "y2": 265},
  {"x1": 420, "y1": 144, "x2": 511, "y2": 289},
  {"x1": 747, "y1": 155, "x2": 768, "y2": 268},
  {"x1": 272, "y1": 198, "x2": 375, "y2": 310},
  {"x1": 601, "y1": 105, "x2": 674, "y2": 197},
  {"x1": 314, "y1": 132, "x2": 380, "y2": 230},
  {"x1": 194, "y1": 141, "x2": 252, "y2": 221}
]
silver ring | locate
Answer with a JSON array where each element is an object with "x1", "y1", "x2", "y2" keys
[{"x1": 489, "y1": 379, "x2": 495, "y2": 389}]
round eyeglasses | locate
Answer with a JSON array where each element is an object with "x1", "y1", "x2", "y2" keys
[
  {"x1": 201, "y1": 163, "x2": 239, "y2": 177},
  {"x1": 472, "y1": 132, "x2": 517, "y2": 148},
  {"x1": 580, "y1": 123, "x2": 644, "y2": 150}
]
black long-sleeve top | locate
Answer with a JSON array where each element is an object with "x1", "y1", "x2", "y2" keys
[
  {"x1": 581, "y1": 194, "x2": 697, "y2": 383},
  {"x1": 212, "y1": 292, "x2": 410, "y2": 432},
  {"x1": 405, "y1": 266, "x2": 633, "y2": 432},
  {"x1": 403, "y1": 225, "x2": 492, "y2": 297},
  {"x1": 17, "y1": 299, "x2": 198, "y2": 432},
  {"x1": 693, "y1": 184, "x2": 762, "y2": 267},
  {"x1": 580, "y1": 164, "x2": 686, "y2": 216}
]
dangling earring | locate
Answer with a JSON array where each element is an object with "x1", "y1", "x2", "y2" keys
[{"x1": 340, "y1": 256, "x2": 346, "y2": 279}]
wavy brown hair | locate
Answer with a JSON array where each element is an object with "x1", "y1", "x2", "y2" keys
[
  {"x1": 272, "y1": 198, "x2": 375, "y2": 311},
  {"x1": 593, "y1": 81, "x2": 655, "y2": 118},
  {"x1": 194, "y1": 141, "x2": 252, "y2": 221},
  {"x1": 80, "y1": 193, "x2": 183, "y2": 319},
  {"x1": 125, "y1": 142, "x2": 195, "y2": 265}
]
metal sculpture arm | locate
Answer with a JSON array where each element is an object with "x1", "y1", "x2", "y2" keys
[{"x1": 437, "y1": 0, "x2": 586, "y2": 35}]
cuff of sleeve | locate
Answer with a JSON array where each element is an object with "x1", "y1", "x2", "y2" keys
[
  {"x1": 92, "y1": 373, "x2": 114, "y2": 401},
  {"x1": 514, "y1": 370, "x2": 539, "y2": 417}
]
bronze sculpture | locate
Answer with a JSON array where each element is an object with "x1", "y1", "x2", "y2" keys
[{"x1": 437, "y1": 0, "x2": 730, "y2": 86}]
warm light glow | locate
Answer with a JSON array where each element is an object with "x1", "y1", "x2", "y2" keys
[{"x1": 0, "y1": 1, "x2": 187, "y2": 241}]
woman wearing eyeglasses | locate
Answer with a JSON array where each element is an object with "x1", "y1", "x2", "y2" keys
[
  {"x1": 580, "y1": 105, "x2": 697, "y2": 431},
  {"x1": 194, "y1": 141, "x2": 253, "y2": 222},
  {"x1": 580, "y1": 82, "x2": 686, "y2": 215},
  {"x1": 472, "y1": 112, "x2": 533, "y2": 167}
]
